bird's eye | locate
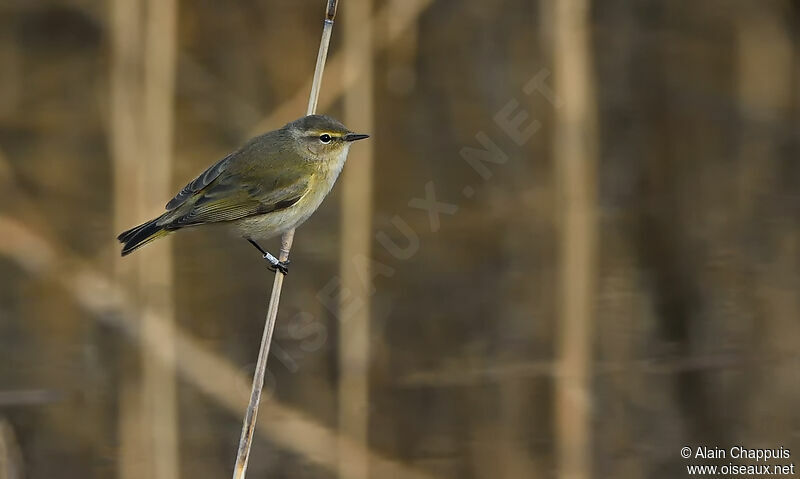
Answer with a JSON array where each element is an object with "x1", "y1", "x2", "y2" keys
[{"x1": 319, "y1": 134, "x2": 332, "y2": 144}]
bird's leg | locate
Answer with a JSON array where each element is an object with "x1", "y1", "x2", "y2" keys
[{"x1": 247, "y1": 239, "x2": 290, "y2": 275}]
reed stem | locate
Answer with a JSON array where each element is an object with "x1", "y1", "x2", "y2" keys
[{"x1": 231, "y1": 2, "x2": 339, "y2": 478}]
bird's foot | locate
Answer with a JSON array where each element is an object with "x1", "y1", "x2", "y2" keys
[
  {"x1": 269, "y1": 260, "x2": 290, "y2": 275},
  {"x1": 263, "y1": 251, "x2": 290, "y2": 275}
]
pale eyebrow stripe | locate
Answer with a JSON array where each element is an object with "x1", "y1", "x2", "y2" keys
[{"x1": 307, "y1": 132, "x2": 343, "y2": 139}]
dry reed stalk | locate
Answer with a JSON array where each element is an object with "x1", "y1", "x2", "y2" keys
[
  {"x1": 109, "y1": 1, "x2": 148, "y2": 477},
  {"x1": 552, "y1": 0, "x2": 598, "y2": 478},
  {"x1": 110, "y1": 0, "x2": 179, "y2": 476},
  {"x1": 339, "y1": 0, "x2": 374, "y2": 477},
  {"x1": 0, "y1": 419, "x2": 24, "y2": 479},
  {"x1": 231, "y1": 2, "x2": 340, "y2": 478},
  {"x1": 140, "y1": 0, "x2": 179, "y2": 477}
]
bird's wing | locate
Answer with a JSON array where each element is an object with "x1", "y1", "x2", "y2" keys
[
  {"x1": 166, "y1": 164, "x2": 311, "y2": 227},
  {"x1": 165, "y1": 153, "x2": 234, "y2": 211}
]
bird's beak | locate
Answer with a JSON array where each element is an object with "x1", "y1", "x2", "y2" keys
[{"x1": 344, "y1": 133, "x2": 370, "y2": 142}]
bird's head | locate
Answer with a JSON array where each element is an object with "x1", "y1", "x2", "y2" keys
[{"x1": 287, "y1": 114, "x2": 369, "y2": 159}]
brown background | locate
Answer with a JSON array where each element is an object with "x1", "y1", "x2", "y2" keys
[{"x1": 0, "y1": 0, "x2": 799, "y2": 478}]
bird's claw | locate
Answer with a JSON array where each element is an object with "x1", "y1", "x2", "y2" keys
[
  {"x1": 264, "y1": 255, "x2": 290, "y2": 275},
  {"x1": 269, "y1": 260, "x2": 290, "y2": 275}
]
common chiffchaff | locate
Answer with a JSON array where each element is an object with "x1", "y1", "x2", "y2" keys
[{"x1": 117, "y1": 114, "x2": 369, "y2": 273}]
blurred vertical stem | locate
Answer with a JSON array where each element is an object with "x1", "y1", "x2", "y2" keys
[
  {"x1": 110, "y1": 0, "x2": 144, "y2": 475},
  {"x1": 736, "y1": 0, "x2": 797, "y2": 440},
  {"x1": 339, "y1": 0, "x2": 374, "y2": 477},
  {"x1": 141, "y1": 0, "x2": 180, "y2": 478},
  {"x1": 231, "y1": 2, "x2": 339, "y2": 479},
  {"x1": 0, "y1": 418, "x2": 24, "y2": 479},
  {"x1": 552, "y1": 0, "x2": 598, "y2": 479},
  {"x1": 111, "y1": 0, "x2": 179, "y2": 477}
]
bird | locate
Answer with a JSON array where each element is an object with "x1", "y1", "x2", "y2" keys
[{"x1": 117, "y1": 114, "x2": 369, "y2": 274}]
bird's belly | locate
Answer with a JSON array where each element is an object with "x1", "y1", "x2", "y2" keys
[
  {"x1": 233, "y1": 210, "x2": 297, "y2": 240},
  {"x1": 232, "y1": 180, "x2": 331, "y2": 240}
]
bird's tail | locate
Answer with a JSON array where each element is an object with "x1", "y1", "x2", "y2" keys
[{"x1": 117, "y1": 215, "x2": 171, "y2": 256}]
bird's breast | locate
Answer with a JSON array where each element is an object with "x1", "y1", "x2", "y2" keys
[{"x1": 234, "y1": 152, "x2": 347, "y2": 240}]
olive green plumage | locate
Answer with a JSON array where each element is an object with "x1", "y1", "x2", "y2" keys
[{"x1": 118, "y1": 114, "x2": 369, "y2": 256}]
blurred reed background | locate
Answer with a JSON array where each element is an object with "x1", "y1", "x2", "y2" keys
[{"x1": 0, "y1": 0, "x2": 799, "y2": 478}]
